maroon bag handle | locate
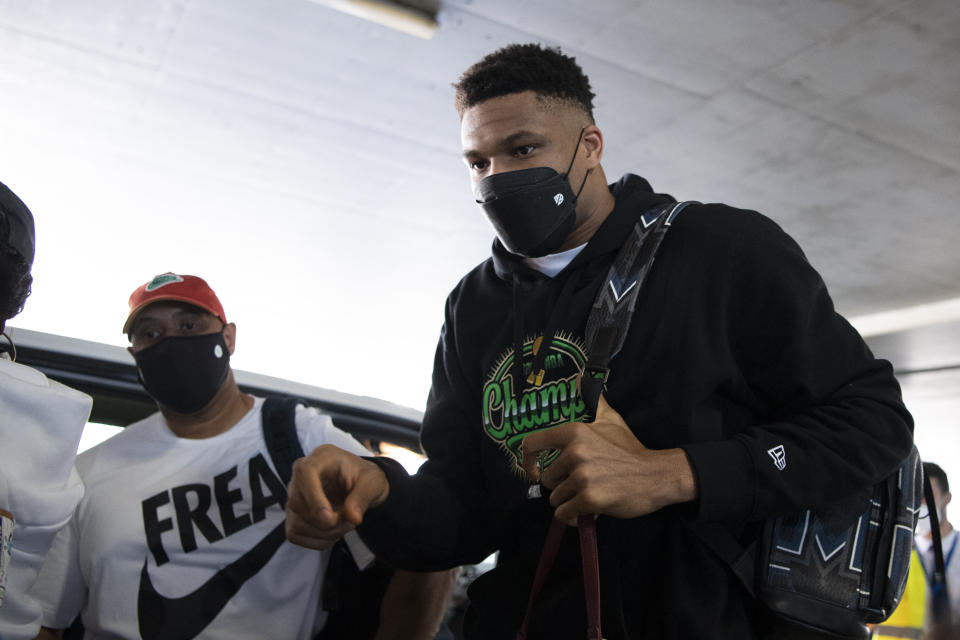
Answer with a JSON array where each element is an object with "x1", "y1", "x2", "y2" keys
[{"x1": 516, "y1": 515, "x2": 603, "y2": 640}]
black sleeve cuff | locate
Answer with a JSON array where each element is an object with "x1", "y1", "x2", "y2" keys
[
  {"x1": 354, "y1": 456, "x2": 417, "y2": 559},
  {"x1": 680, "y1": 437, "x2": 756, "y2": 525}
]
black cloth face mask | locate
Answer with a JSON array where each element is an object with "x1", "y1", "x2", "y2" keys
[
  {"x1": 475, "y1": 129, "x2": 590, "y2": 258},
  {"x1": 133, "y1": 331, "x2": 231, "y2": 414}
]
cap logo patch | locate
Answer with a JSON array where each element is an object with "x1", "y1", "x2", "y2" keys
[{"x1": 145, "y1": 273, "x2": 184, "y2": 292}]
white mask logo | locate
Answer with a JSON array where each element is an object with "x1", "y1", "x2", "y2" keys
[{"x1": 553, "y1": 193, "x2": 564, "y2": 206}]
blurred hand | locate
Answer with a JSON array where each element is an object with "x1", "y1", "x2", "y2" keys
[
  {"x1": 521, "y1": 394, "x2": 696, "y2": 523},
  {"x1": 285, "y1": 444, "x2": 390, "y2": 550}
]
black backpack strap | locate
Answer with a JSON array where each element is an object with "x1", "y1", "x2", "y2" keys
[
  {"x1": 261, "y1": 396, "x2": 306, "y2": 487},
  {"x1": 923, "y1": 468, "x2": 951, "y2": 624},
  {"x1": 260, "y1": 396, "x2": 382, "y2": 637},
  {"x1": 580, "y1": 200, "x2": 694, "y2": 416}
]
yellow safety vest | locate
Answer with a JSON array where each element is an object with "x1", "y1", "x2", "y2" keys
[{"x1": 872, "y1": 550, "x2": 927, "y2": 639}]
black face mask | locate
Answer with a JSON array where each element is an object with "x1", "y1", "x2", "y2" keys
[
  {"x1": 133, "y1": 331, "x2": 231, "y2": 414},
  {"x1": 475, "y1": 129, "x2": 590, "y2": 258}
]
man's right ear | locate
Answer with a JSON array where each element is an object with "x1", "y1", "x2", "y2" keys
[
  {"x1": 581, "y1": 124, "x2": 604, "y2": 167},
  {"x1": 222, "y1": 322, "x2": 237, "y2": 355}
]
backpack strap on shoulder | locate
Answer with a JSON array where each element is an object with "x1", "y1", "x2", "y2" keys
[
  {"x1": 261, "y1": 396, "x2": 305, "y2": 487},
  {"x1": 923, "y1": 466, "x2": 951, "y2": 625},
  {"x1": 580, "y1": 200, "x2": 694, "y2": 416}
]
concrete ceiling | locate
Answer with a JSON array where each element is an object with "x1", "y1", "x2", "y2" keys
[{"x1": 1, "y1": 0, "x2": 958, "y2": 468}]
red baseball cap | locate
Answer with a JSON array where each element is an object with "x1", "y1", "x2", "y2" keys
[{"x1": 123, "y1": 273, "x2": 227, "y2": 334}]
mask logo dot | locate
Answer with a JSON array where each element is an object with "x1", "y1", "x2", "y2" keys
[{"x1": 214, "y1": 344, "x2": 224, "y2": 359}]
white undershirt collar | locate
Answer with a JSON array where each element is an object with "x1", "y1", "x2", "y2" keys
[{"x1": 523, "y1": 243, "x2": 588, "y2": 278}]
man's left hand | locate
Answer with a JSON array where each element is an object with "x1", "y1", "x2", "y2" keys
[{"x1": 520, "y1": 394, "x2": 698, "y2": 523}]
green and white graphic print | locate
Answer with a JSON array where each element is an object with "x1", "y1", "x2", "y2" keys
[{"x1": 481, "y1": 333, "x2": 588, "y2": 473}]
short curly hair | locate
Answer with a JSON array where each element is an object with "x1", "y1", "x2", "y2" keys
[
  {"x1": 453, "y1": 43, "x2": 595, "y2": 120},
  {"x1": 0, "y1": 212, "x2": 33, "y2": 324}
]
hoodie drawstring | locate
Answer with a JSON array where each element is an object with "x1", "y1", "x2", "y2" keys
[{"x1": 510, "y1": 271, "x2": 582, "y2": 430}]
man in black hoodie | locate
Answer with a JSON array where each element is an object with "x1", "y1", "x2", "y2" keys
[{"x1": 285, "y1": 44, "x2": 914, "y2": 639}]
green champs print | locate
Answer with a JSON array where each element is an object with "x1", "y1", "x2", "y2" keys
[{"x1": 481, "y1": 333, "x2": 588, "y2": 473}]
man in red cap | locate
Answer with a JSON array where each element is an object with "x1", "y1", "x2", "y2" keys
[
  {"x1": 121, "y1": 273, "x2": 240, "y2": 420},
  {"x1": 32, "y1": 272, "x2": 454, "y2": 640}
]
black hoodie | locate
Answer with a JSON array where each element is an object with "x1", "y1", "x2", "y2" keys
[{"x1": 359, "y1": 174, "x2": 913, "y2": 639}]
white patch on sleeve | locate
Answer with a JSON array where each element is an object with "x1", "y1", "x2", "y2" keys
[
  {"x1": 767, "y1": 445, "x2": 787, "y2": 471},
  {"x1": 344, "y1": 530, "x2": 376, "y2": 570}
]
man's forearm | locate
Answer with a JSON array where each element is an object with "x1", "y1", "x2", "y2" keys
[{"x1": 375, "y1": 568, "x2": 458, "y2": 640}]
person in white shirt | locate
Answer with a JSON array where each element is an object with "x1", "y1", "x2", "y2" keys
[
  {"x1": 0, "y1": 181, "x2": 92, "y2": 640},
  {"x1": 916, "y1": 461, "x2": 959, "y2": 637},
  {"x1": 32, "y1": 272, "x2": 453, "y2": 640}
]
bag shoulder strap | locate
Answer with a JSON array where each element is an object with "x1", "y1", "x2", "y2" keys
[
  {"x1": 260, "y1": 396, "x2": 364, "y2": 623},
  {"x1": 923, "y1": 467, "x2": 951, "y2": 623},
  {"x1": 924, "y1": 470, "x2": 948, "y2": 581},
  {"x1": 261, "y1": 396, "x2": 306, "y2": 487},
  {"x1": 580, "y1": 200, "x2": 695, "y2": 416}
]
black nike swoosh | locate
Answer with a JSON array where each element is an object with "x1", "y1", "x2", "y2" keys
[{"x1": 137, "y1": 521, "x2": 287, "y2": 640}]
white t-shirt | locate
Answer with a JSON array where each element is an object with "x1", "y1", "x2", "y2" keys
[
  {"x1": 916, "y1": 528, "x2": 960, "y2": 627},
  {"x1": 523, "y1": 243, "x2": 587, "y2": 278},
  {"x1": 0, "y1": 359, "x2": 90, "y2": 640},
  {"x1": 31, "y1": 397, "x2": 368, "y2": 640}
]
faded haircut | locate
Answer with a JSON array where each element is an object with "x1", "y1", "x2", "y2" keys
[{"x1": 453, "y1": 43, "x2": 595, "y2": 120}]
